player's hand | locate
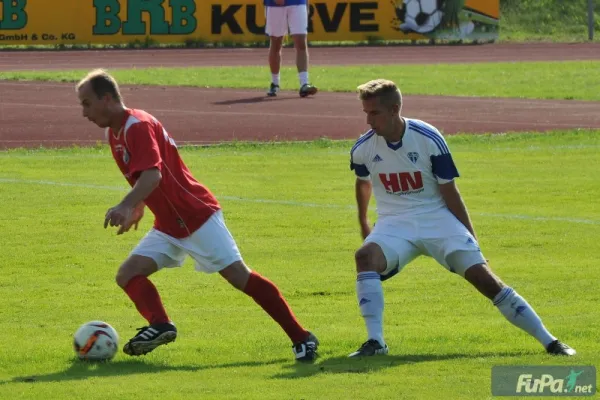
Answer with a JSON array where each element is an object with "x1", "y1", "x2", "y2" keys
[
  {"x1": 104, "y1": 203, "x2": 134, "y2": 232},
  {"x1": 275, "y1": 0, "x2": 285, "y2": 5},
  {"x1": 360, "y1": 220, "x2": 372, "y2": 240},
  {"x1": 116, "y1": 204, "x2": 145, "y2": 235}
]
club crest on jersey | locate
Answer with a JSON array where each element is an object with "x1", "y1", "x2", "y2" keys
[
  {"x1": 408, "y1": 152, "x2": 419, "y2": 164},
  {"x1": 113, "y1": 144, "x2": 129, "y2": 164}
]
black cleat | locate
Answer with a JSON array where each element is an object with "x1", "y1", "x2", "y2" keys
[
  {"x1": 123, "y1": 323, "x2": 177, "y2": 356},
  {"x1": 293, "y1": 331, "x2": 319, "y2": 362},
  {"x1": 348, "y1": 339, "x2": 389, "y2": 357},
  {"x1": 546, "y1": 340, "x2": 576, "y2": 356},
  {"x1": 267, "y1": 83, "x2": 280, "y2": 97},
  {"x1": 299, "y1": 83, "x2": 318, "y2": 98}
]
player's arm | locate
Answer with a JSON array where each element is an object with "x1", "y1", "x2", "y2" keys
[
  {"x1": 120, "y1": 169, "x2": 162, "y2": 208},
  {"x1": 428, "y1": 133, "x2": 473, "y2": 236},
  {"x1": 105, "y1": 122, "x2": 163, "y2": 232},
  {"x1": 113, "y1": 174, "x2": 159, "y2": 235},
  {"x1": 105, "y1": 168, "x2": 161, "y2": 231},
  {"x1": 350, "y1": 145, "x2": 372, "y2": 238},
  {"x1": 118, "y1": 121, "x2": 163, "y2": 208},
  {"x1": 439, "y1": 181, "x2": 476, "y2": 239},
  {"x1": 356, "y1": 177, "x2": 373, "y2": 239}
]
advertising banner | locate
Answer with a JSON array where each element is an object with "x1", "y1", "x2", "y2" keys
[{"x1": 0, "y1": 0, "x2": 498, "y2": 46}]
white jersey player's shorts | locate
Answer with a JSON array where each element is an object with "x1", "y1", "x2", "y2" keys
[
  {"x1": 131, "y1": 210, "x2": 242, "y2": 273},
  {"x1": 265, "y1": 5, "x2": 308, "y2": 37},
  {"x1": 365, "y1": 208, "x2": 486, "y2": 279}
]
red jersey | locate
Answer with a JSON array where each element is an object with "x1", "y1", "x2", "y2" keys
[{"x1": 108, "y1": 108, "x2": 220, "y2": 238}]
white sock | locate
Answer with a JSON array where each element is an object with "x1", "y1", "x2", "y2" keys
[
  {"x1": 271, "y1": 73, "x2": 280, "y2": 86},
  {"x1": 356, "y1": 271, "x2": 385, "y2": 346},
  {"x1": 298, "y1": 71, "x2": 309, "y2": 86},
  {"x1": 493, "y1": 287, "x2": 556, "y2": 348}
]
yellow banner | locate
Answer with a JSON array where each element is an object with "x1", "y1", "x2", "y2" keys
[{"x1": 0, "y1": 0, "x2": 498, "y2": 45}]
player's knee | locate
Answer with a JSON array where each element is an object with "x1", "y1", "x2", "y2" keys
[
  {"x1": 115, "y1": 256, "x2": 158, "y2": 288},
  {"x1": 354, "y1": 245, "x2": 384, "y2": 273},
  {"x1": 219, "y1": 260, "x2": 251, "y2": 291},
  {"x1": 115, "y1": 268, "x2": 132, "y2": 288},
  {"x1": 464, "y1": 263, "x2": 506, "y2": 300},
  {"x1": 293, "y1": 38, "x2": 307, "y2": 51},
  {"x1": 269, "y1": 37, "x2": 284, "y2": 51},
  {"x1": 115, "y1": 266, "x2": 144, "y2": 288}
]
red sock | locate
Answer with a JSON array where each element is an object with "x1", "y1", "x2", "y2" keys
[
  {"x1": 243, "y1": 271, "x2": 309, "y2": 343},
  {"x1": 123, "y1": 275, "x2": 170, "y2": 325}
]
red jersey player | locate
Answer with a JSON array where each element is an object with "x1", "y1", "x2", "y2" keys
[{"x1": 75, "y1": 69, "x2": 318, "y2": 361}]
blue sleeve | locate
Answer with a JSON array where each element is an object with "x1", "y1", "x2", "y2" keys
[
  {"x1": 350, "y1": 162, "x2": 370, "y2": 177},
  {"x1": 431, "y1": 153, "x2": 459, "y2": 180}
]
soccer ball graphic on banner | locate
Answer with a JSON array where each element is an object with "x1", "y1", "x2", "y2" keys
[
  {"x1": 399, "y1": 0, "x2": 444, "y2": 34},
  {"x1": 73, "y1": 321, "x2": 119, "y2": 361}
]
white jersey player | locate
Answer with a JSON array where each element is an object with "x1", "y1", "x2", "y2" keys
[{"x1": 347, "y1": 79, "x2": 575, "y2": 358}]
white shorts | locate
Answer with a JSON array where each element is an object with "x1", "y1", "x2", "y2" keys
[
  {"x1": 365, "y1": 209, "x2": 486, "y2": 279},
  {"x1": 265, "y1": 5, "x2": 308, "y2": 37},
  {"x1": 130, "y1": 210, "x2": 242, "y2": 273}
]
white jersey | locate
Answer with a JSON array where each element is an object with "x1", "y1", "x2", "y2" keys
[{"x1": 350, "y1": 118, "x2": 460, "y2": 219}]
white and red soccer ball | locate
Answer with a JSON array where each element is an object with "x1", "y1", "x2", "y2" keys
[{"x1": 73, "y1": 321, "x2": 119, "y2": 361}]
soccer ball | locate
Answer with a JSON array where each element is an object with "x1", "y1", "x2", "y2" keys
[
  {"x1": 73, "y1": 321, "x2": 119, "y2": 361},
  {"x1": 399, "y1": 0, "x2": 444, "y2": 34}
]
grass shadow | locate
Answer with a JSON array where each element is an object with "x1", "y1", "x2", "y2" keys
[
  {"x1": 2, "y1": 350, "x2": 543, "y2": 383},
  {"x1": 2, "y1": 357, "x2": 289, "y2": 384},
  {"x1": 212, "y1": 95, "x2": 302, "y2": 106},
  {"x1": 273, "y1": 350, "x2": 538, "y2": 379}
]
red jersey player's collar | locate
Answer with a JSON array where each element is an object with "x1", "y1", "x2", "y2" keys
[{"x1": 110, "y1": 108, "x2": 132, "y2": 140}]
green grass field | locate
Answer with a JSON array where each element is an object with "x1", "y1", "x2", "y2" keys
[
  {"x1": 2, "y1": 5, "x2": 600, "y2": 392},
  {"x1": 0, "y1": 131, "x2": 598, "y2": 399},
  {"x1": 2, "y1": 60, "x2": 599, "y2": 101},
  {"x1": 500, "y1": 0, "x2": 600, "y2": 42}
]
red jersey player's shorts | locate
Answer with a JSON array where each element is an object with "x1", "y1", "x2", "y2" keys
[
  {"x1": 130, "y1": 210, "x2": 242, "y2": 273},
  {"x1": 365, "y1": 208, "x2": 486, "y2": 280}
]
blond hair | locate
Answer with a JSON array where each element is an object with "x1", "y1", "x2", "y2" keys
[
  {"x1": 76, "y1": 69, "x2": 122, "y2": 102},
  {"x1": 357, "y1": 79, "x2": 402, "y2": 111}
]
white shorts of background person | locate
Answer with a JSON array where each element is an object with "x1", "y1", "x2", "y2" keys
[{"x1": 265, "y1": 5, "x2": 308, "y2": 36}]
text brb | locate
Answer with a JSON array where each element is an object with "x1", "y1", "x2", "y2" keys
[
  {"x1": 0, "y1": 0, "x2": 27, "y2": 30},
  {"x1": 93, "y1": 0, "x2": 197, "y2": 35}
]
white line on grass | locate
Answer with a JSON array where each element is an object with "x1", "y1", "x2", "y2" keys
[
  {"x1": 1, "y1": 178, "x2": 598, "y2": 226},
  {"x1": 0, "y1": 178, "x2": 126, "y2": 191},
  {"x1": 1, "y1": 144, "x2": 599, "y2": 159}
]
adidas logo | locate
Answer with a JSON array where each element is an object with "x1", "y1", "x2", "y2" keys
[
  {"x1": 466, "y1": 237, "x2": 481, "y2": 251},
  {"x1": 372, "y1": 154, "x2": 383, "y2": 162},
  {"x1": 359, "y1": 298, "x2": 371, "y2": 306}
]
